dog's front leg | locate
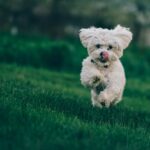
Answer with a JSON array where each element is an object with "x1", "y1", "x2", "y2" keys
[
  {"x1": 80, "y1": 58, "x2": 104, "y2": 89},
  {"x1": 81, "y1": 70, "x2": 105, "y2": 89}
]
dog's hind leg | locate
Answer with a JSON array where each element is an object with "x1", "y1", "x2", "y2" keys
[{"x1": 91, "y1": 90, "x2": 102, "y2": 108}]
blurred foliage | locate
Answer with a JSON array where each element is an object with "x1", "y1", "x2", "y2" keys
[
  {"x1": 0, "y1": 34, "x2": 149, "y2": 77},
  {"x1": 0, "y1": 0, "x2": 150, "y2": 46},
  {"x1": 0, "y1": 34, "x2": 86, "y2": 72}
]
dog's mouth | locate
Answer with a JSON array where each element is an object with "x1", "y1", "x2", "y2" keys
[{"x1": 99, "y1": 58, "x2": 108, "y2": 63}]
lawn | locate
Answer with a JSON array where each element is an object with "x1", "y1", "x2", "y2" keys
[
  {"x1": 0, "y1": 64, "x2": 150, "y2": 150},
  {"x1": 0, "y1": 34, "x2": 150, "y2": 150}
]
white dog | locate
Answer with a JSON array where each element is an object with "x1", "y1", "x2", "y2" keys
[{"x1": 79, "y1": 25, "x2": 132, "y2": 108}]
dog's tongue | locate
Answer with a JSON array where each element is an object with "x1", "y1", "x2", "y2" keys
[{"x1": 102, "y1": 52, "x2": 109, "y2": 61}]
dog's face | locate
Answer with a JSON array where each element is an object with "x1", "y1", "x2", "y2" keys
[{"x1": 79, "y1": 25, "x2": 132, "y2": 67}]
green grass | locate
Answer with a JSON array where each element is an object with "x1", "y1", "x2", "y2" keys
[
  {"x1": 0, "y1": 33, "x2": 150, "y2": 76},
  {"x1": 0, "y1": 64, "x2": 150, "y2": 150},
  {"x1": 0, "y1": 34, "x2": 86, "y2": 72}
]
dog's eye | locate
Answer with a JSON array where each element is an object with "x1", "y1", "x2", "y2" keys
[
  {"x1": 95, "y1": 44, "x2": 101, "y2": 49},
  {"x1": 108, "y1": 45, "x2": 113, "y2": 50}
]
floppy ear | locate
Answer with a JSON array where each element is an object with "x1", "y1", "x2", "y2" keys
[
  {"x1": 114, "y1": 25, "x2": 132, "y2": 49},
  {"x1": 79, "y1": 28, "x2": 95, "y2": 48}
]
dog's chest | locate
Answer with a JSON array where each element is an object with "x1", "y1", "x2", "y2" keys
[
  {"x1": 95, "y1": 67, "x2": 111, "y2": 94},
  {"x1": 99, "y1": 67, "x2": 112, "y2": 82}
]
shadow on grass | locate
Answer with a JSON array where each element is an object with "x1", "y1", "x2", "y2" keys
[
  {"x1": 46, "y1": 94, "x2": 150, "y2": 129},
  {"x1": 11, "y1": 83, "x2": 150, "y2": 129}
]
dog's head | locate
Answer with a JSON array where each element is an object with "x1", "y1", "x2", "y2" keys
[{"x1": 79, "y1": 25, "x2": 132, "y2": 67}]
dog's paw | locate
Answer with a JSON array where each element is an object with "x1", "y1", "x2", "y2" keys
[
  {"x1": 90, "y1": 76, "x2": 103, "y2": 88},
  {"x1": 93, "y1": 76, "x2": 100, "y2": 84},
  {"x1": 98, "y1": 92, "x2": 111, "y2": 108},
  {"x1": 92, "y1": 98, "x2": 102, "y2": 108}
]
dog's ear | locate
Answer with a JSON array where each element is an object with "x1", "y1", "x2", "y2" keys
[
  {"x1": 79, "y1": 28, "x2": 95, "y2": 48},
  {"x1": 114, "y1": 25, "x2": 132, "y2": 50}
]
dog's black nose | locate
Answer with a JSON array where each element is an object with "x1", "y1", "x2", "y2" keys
[
  {"x1": 100, "y1": 52, "x2": 103, "y2": 57},
  {"x1": 100, "y1": 102, "x2": 105, "y2": 107}
]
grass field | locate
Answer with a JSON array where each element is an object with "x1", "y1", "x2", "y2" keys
[
  {"x1": 0, "y1": 63, "x2": 150, "y2": 150},
  {"x1": 0, "y1": 34, "x2": 150, "y2": 150}
]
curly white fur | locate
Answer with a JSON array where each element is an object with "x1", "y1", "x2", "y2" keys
[{"x1": 79, "y1": 25, "x2": 132, "y2": 108}]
